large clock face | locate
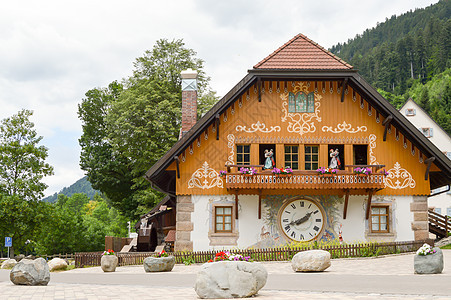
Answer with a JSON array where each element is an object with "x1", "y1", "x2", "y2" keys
[{"x1": 278, "y1": 199, "x2": 325, "y2": 242}]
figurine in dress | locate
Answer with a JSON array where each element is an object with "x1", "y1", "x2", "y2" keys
[
  {"x1": 264, "y1": 149, "x2": 275, "y2": 169},
  {"x1": 329, "y1": 149, "x2": 341, "y2": 169}
]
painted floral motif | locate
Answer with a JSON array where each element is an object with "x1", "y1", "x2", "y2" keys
[
  {"x1": 188, "y1": 162, "x2": 223, "y2": 189},
  {"x1": 226, "y1": 134, "x2": 235, "y2": 166},
  {"x1": 385, "y1": 162, "x2": 416, "y2": 189},
  {"x1": 236, "y1": 121, "x2": 281, "y2": 133},
  {"x1": 321, "y1": 121, "x2": 367, "y2": 134},
  {"x1": 368, "y1": 134, "x2": 378, "y2": 165},
  {"x1": 281, "y1": 82, "x2": 322, "y2": 136}
]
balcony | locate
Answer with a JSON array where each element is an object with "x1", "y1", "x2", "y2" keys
[{"x1": 224, "y1": 165, "x2": 386, "y2": 191}]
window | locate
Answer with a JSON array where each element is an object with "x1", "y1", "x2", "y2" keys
[
  {"x1": 421, "y1": 128, "x2": 433, "y2": 138},
  {"x1": 304, "y1": 145, "x2": 319, "y2": 170},
  {"x1": 288, "y1": 92, "x2": 315, "y2": 113},
  {"x1": 284, "y1": 145, "x2": 299, "y2": 169},
  {"x1": 215, "y1": 206, "x2": 232, "y2": 233},
  {"x1": 447, "y1": 208, "x2": 451, "y2": 217},
  {"x1": 434, "y1": 207, "x2": 442, "y2": 215},
  {"x1": 405, "y1": 108, "x2": 416, "y2": 116},
  {"x1": 236, "y1": 145, "x2": 250, "y2": 165},
  {"x1": 353, "y1": 145, "x2": 368, "y2": 165},
  {"x1": 446, "y1": 152, "x2": 451, "y2": 160},
  {"x1": 370, "y1": 206, "x2": 389, "y2": 233}
]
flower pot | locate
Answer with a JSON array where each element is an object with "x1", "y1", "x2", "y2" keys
[
  {"x1": 143, "y1": 256, "x2": 175, "y2": 272},
  {"x1": 101, "y1": 255, "x2": 118, "y2": 272},
  {"x1": 414, "y1": 248, "x2": 443, "y2": 274}
]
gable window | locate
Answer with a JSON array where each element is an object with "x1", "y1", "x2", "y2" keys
[
  {"x1": 421, "y1": 127, "x2": 433, "y2": 138},
  {"x1": 370, "y1": 206, "x2": 389, "y2": 233},
  {"x1": 288, "y1": 92, "x2": 315, "y2": 113},
  {"x1": 236, "y1": 145, "x2": 250, "y2": 165},
  {"x1": 284, "y1": 145, "x2": 299, "y2": 169},
  {"x1": 304, "y1": 145, "x2": 318, "y2": 170},
  {"x1": 405, "y1": 108, "x2": 416, "y2": 116},
  {"x1": 215, "y1": 206, "x2": 232, "y2": 233}
]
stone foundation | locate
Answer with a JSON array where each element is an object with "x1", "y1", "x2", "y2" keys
[
  {"x1": 410, "y1": 196, "x2": 429, "y2": 241},
  {"x1": 175, "y1": 195, "x2": 194, "y2": 251}
]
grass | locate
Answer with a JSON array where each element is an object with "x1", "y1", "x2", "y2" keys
[{"x1": 440, "y1": 244, "x2": 451, "y2": 249}]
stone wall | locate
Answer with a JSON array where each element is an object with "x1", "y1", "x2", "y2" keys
[
  {"x1": 175, "y1": 195, "x2": 194, "y2": 251},
  {"x1": 410, "y1": 196, "x2": 429, "y2": 240}
]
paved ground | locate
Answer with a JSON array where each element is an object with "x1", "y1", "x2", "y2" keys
[{"x1": 1, "y1": 250, "x2": 451, "y2": 299}]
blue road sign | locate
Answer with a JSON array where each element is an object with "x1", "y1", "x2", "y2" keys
[{"x1": 5, "y1": 237, "x2": 12, "y2": 247}]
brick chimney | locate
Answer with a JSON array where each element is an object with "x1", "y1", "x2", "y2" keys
[{"x1": 180, "y1": 69, "x2": 198, "y2": 138}]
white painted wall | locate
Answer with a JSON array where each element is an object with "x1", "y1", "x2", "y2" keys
[
  {"x1": 338, "y1": 195, "x2": 366, "y2": 242},
  {"x1": 396, "y1": 196, "x2": 415, "y2": 241},
  {"x1": 235, "y1": 195, "x2": 265, "y2": 249},
  {"x1": 191, "y1": 194, "x2": 213, "y2": 251}
]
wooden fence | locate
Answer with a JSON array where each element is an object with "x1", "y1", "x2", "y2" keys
[{"x1": 75, "y1": 239, "x2": 431, "y2": 268}]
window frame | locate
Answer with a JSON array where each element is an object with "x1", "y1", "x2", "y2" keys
[
  {"x1": 421, "y1": 127, "x2": 433, "y2": 138},
  {"x1": 284, "y1": 145, "x2": 299, "y2": 170},
  {"x1": 214, "y1": 206, "x2": 233, "y2": 233},
  {"x1": 236, "y1": 144, "x2": 250, "y2": 165},
  {"x1": 405, "y1": 108, "x2": 416, "y2": 116},
  {"x1": 369, "y1": 205, "x2": 390, "y2": 233},
  {"x1": 304, "y1": 145, "x2": 319, "y2": 170},
  {"x1": 288, "y1": 91, "x2": 315, "y2": 113}
]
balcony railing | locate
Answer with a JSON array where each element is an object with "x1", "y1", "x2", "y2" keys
[{"x1": 224, "y1": 165, "x2": 386, "y2": 190}]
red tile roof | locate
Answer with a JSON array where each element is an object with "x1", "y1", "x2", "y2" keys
[{"x1": 254, "y1": 33, "x2": 353, "y2": 70}]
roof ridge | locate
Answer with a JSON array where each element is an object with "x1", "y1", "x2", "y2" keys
[{"x1": 253, "y1": 33, "x2": 353, "y2": 70}]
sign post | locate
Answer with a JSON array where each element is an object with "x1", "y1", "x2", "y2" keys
[{"x1": 5, "y1": 237, "x2": 12, "y2": 258}]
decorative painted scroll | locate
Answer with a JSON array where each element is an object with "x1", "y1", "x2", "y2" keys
[
  {"x1": 385, "y1": 162, "x2": 416, "y2": 189},
  {"x1": 226, "y1": 134, "x2": 235, "y2": 166},
  {"x1": 368, "y1": 134, "x2": 379, "y2": 165},
  {"x1": 321, "y1": 121, "x2": 367, "y2": 134},
  {"x1": 188, "y1": 162, "x2": 223, "y2": 189},
  {"x1": 235, "y1": 121, "x2": 281, "y2": 133},
  {"x1": 281, "y1": 82, "x2": 322, "y2": 136}
]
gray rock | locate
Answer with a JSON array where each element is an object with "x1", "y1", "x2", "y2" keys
[
  {"x1": 10, "y1": 258, "x2": 50, "y2": 286},
  {"x1": 48, "y1": 258, "x2": 68, "y2": 271},
  {"x1": 143, "y1": 256, "x2": 175, "y2": 272},
  {"x1": 194, "y1": 261, "x2": 267, "y2": 299},
  {"x1": 414, "y1": 247, "x2": 443, "y2": 274},
  {"x1": 291, "y1": 250, "x2": 331, "y2": 272},
  {"x1": 101, "y1": 255, "x2": 118, "y2": 272},
  {"x1": 14, "y1": 254, "x2": 25, "y2": 262},
  {"x1": 1, "y1": 259, "x2": 17, "y2": 269}
]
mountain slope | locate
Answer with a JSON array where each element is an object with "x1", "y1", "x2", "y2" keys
[{"x1": 42, "y1": 176, "x2": 99, "y2": 203}]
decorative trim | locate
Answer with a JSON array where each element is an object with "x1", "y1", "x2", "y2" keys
[
  {"x1": 236, "y1": 121, "x2": 281, "y2": 133},
  {"x1": 385, "y1": 162, "x2": 416, "y2": 189},
  {"x1": 281, "y1": 82, "x2": 322, "y2": 136},
  {"x1": 321, "y1": 121, "x2": 367, "y2": 134},
  {"x1": 369, "y1": 134, "x2": 378, "y2": 165},
  {"x1": 188, "y1": 162, "x2": 223, "y2": 189},
  {"x1": 226, "y1": 134, "x2": 235, "y2": 166}
]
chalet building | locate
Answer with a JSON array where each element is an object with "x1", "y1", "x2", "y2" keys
[
  {"x1": 145, "y1": 34, "x2": 451, "y2": 251},
  {"x1": 399, "y1": 98, "x2": 451, "y2": 217}
]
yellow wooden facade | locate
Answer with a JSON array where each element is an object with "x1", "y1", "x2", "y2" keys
[{"x1": 173, "y1": 80, "x2": 431, "y2": 196}]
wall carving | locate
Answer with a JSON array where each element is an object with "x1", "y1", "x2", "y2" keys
[
  {"x1": 188, "y1": 162, "x2": 223, "y2": 189},
  {"x1": 321, "y1": 121, "x2": 367, "y2": 134},
  {"x1": 226, "y1": 134, "x2": 235, "y2": 166},
  {"x1": 385, "y1": 162, "x2": 416, "y2": 189},
  {"x1": 236, "y1": 121, "x2": 281, "y2": 133},
  {"x1": 281, "y1": 82, "x2": 322, "y2": 136}
]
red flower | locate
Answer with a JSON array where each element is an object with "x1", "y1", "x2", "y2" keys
[
  {"x1": 208, "y1": 259, "x2": 213, "y2": 263},
  {"x1": 216, "y1": 251, "x2": 226, "y2": 257}
]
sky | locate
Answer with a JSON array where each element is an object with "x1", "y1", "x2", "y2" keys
[{"x1": 0, "y1": 0, "x2": 439, "y2": 197}]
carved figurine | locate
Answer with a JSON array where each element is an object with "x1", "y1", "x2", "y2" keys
[
  {"x1": 264, "y1": 149, "x2": 275, "y2": 169},
  {"x1": 329, "y1": 149, "x2": 341, "y2": 169}
]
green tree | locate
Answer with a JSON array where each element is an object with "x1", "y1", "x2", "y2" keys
[{"x1": 0, "y1": 109, "x2": 53, "y2": 201}]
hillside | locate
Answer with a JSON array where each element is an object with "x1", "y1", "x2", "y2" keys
[
  {"x1": 42, "y1": 176, "x2": 99, "y2": 203},
  {"x1": 330, "y1": 0, "x2": 450, "y2": 134}
]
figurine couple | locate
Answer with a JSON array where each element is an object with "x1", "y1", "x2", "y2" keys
[
  {"x1": 264, "y1": 149, "x2": 275, "y2": 169},
  {"x1": 329, "y1": 148, "x2": 341, "y2": 169}
]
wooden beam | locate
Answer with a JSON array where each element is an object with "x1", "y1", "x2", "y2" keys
[
  {"x1": 365, "y1": 189, "x2": 374, "y2": 220},
  {"x1": 343, "y1": 189, "x2": 350, "y2": 219},
  {"x1": 340, "y1": 78, "x2": 348, "y2": 102},
  {"x1": 382, "y1": 115, "x2": 393, "y2": 141},
  {"x1": 174, "y1": 156, "x2": 180, "y2": 179},
  {"x1": 215, "y1": 114, "x2": 220, "y2": 140},
  {"x1": 258, "y1": 190, "x2": 262, "y2": 219},
  {"x1": 235, "y1": 190, "x2": 239, "y2": 219},
  {"x1": 257, "y1": 77, "x2": 262, "y2": 102},
  {"x1": 424, "y1": 157, "x2": 436, "y2": 180}
]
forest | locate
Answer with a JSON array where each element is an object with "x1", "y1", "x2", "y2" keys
[{"x1": 330, "y1": 0, "x2": 450, "y2": 133}]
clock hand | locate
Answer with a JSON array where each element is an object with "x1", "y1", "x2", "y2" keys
[{"x1": 294, "y1": 212, "x2": 313, "y2": 225}]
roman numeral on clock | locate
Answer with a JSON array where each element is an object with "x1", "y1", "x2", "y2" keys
[
  {"x1": 313, "y1": 226, "x2": 320, "y2": 232},
  {"x1": 291, "y1": 231, "x2": 296, "y2": 239},
  {"x1": 284, "y1": 225, "x2": 291, "y2": 232},
  {"x1": 300, "y1": 201, "x2": 304, "y2": 207},
  {"x1": 291, "y1": 203, "x2": 296, "y2": 209},
  {"x1": 283, "y1": 218, "x2": 289, "y2": 223},
  {"x1": 316, "y1": 219, "x2": 321, "y2": 222}
]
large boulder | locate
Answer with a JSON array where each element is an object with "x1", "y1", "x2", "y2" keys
[
  {"x1": 143, "y1": 256, "x2": 175, "y2": 272},
  {"x1": 101, "y1": 255, "x2": 118, "y2": 272},
  {"x1": 291, "y1": 250, "x2": 331, "y2": 272},
  {"x1": 414, "y1": 247, "x2": 443, "y2": 274},
  {"x1": 194, "y1": 261, "x2": 267, "y2": 299},
  {"x1": 48, "y1": 258, "x2": 68, "y2": 271},
  {"x1": 10, "y1": 258, "x2": 50, "y2": 286},
  {"x1": 1, "y1": 259, "x2": 17, "y2": 269}
]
